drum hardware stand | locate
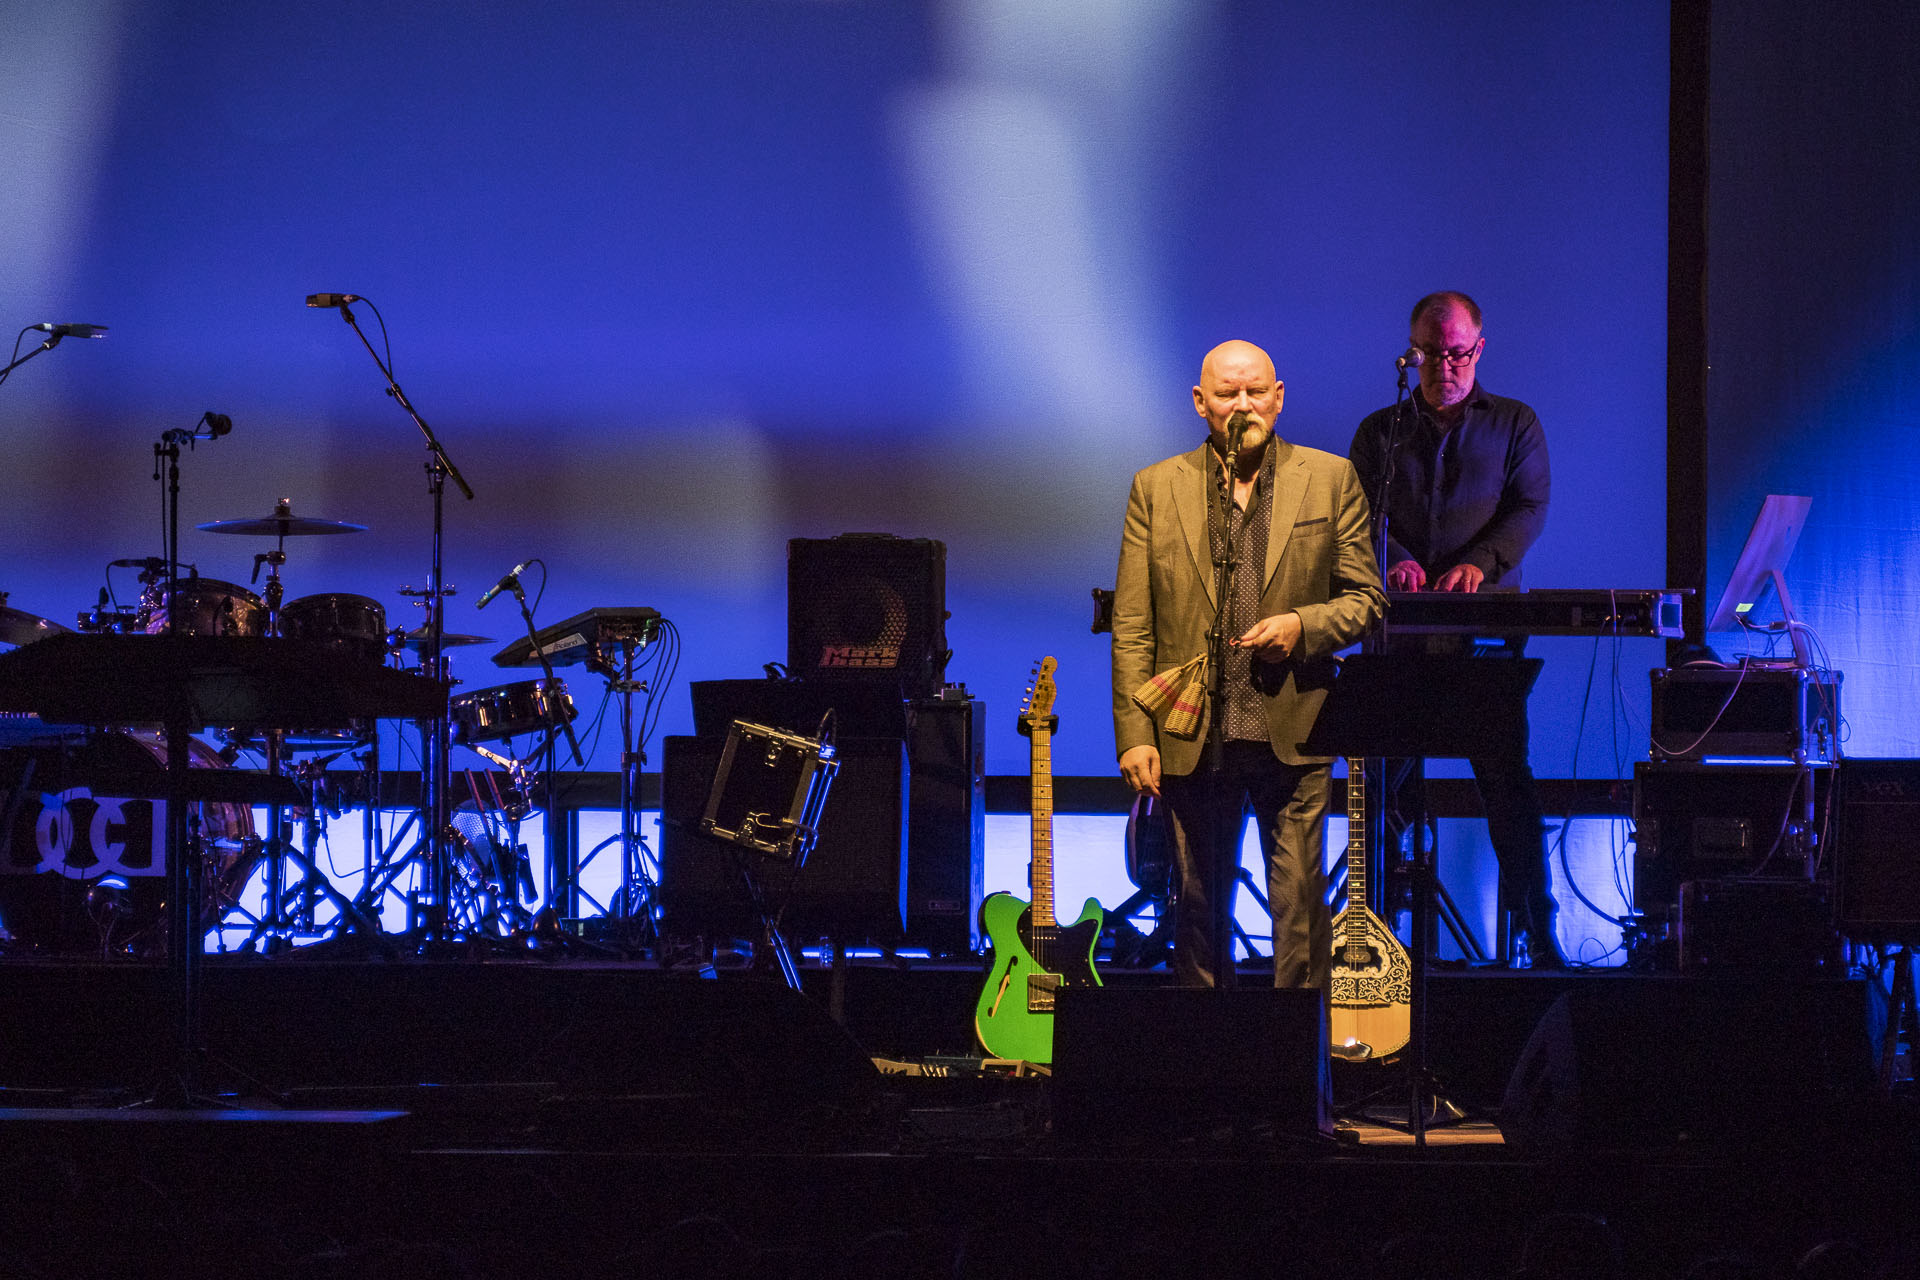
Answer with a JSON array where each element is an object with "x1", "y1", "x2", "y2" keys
[
  {"x1": 451, "y1": 748, "x2": 538, "y2": 936},
  {"x1": 314, "y1": 294, "x2": 473, "y2": 947},
  {"x1": 482, "y1": 575, "x2": 589, "y2": 925},
  {"x1": 152, "y1": 412, "x2": 231, "y2": 635},
  {"x1": 251, "y1": 545, "x2": 287, "y2": 634}
]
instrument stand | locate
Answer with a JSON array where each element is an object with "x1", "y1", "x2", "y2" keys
[
  {"x1": 1301, "y1": 652, "x2": 1542, "y2": 1149},
  {"x1": 1382, "y1": 796, "x2": 1493, "y2": 966},
  {"x1": 724, "y1": 846, "x2": 802, "y2": 991},
  {"x1": 593, "y1": 634, "x2": 657, "y2": 937}
]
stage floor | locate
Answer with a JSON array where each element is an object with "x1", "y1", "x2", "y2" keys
[{"x1": 0, "y1": 955, "x2": 1910, "y2": 1279}]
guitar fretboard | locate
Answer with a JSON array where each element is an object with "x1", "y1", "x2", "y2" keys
[
  {"x1": 1030, "y1": 722, "x2": 1055, "y2": 932},
  {"x1": 1344, "y1": 757, "x2": 1367, "y2": 947}
]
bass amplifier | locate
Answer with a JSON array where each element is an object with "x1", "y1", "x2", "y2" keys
[{"x1": 788, "y1": 534, "x2": 948, "y2": 699}]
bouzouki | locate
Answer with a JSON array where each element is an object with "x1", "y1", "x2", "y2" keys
[
  {"x1": 1329, "y1": 757, "x2": 1411, "y2": 1061},
  {"x1": 974, "y1": 657, "x2": 1103, "y2": 1064}
]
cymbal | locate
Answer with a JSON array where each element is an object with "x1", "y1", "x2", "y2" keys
[
  {"x1": 0, "y1": 604, "x2": 71, "y2": 648},
  {"x1": 197, "y1": 503, "x2": 367, "y2": 536},
  {"x1": 398, "y1": 627, "x2": 494, "y2": 650}
]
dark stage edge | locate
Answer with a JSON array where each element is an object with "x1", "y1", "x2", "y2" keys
[{"x1": 1, "y1": 958, "x2": 1913, "y2": 1279}]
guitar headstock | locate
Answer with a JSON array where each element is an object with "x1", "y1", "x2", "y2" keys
[{"x1": 1020, "y1": 656, "x2": 1059, "y2": 729}]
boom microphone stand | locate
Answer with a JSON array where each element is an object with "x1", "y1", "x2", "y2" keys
[
  {"x1": 0, "y1": 321, "x2": 107, "y2": 390},
  {"x1": 308, "y1": 293, "x2": 473, "y2": 941}
]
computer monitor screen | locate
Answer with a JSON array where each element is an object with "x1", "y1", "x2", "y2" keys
[{"x1": 1706, "y1": 494, "x2": 1812, "y2": 632}]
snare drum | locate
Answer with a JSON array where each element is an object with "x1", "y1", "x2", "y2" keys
[
  {"x1": 141, "y1": 578, "x2": 266, "y2": 637},
  {"x1": 450, "y1": 678, "x2": 577, "y2": 745},
  {"x1": 0, "y1": 731, "x2": 258, "y2": 956},
  {"x1": 278, "y1": 593, "x2": 388, "y2": 662}
]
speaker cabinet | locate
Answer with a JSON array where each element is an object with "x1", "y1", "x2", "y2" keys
[
  {"x1": 906, "y1": 698, "x2": 984, "y2": 954},
  {"x1": 1051, "y1": 987, "x2": 1330, "y2": 1145},
  {"x1": 1836, "y1": 758, "x2": 1920, "y2": 941},
  {"x1": 659, "y1": 735, "x2": 907, "y2": 942},
  {"x1": 788, "y1": 534, "x2": 947, "y2": 698},
  {"x1": 1498, "y1": 979, "x2": 1877, "y2": 1156}
]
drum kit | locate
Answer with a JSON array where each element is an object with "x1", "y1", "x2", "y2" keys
[{"x1": 0, "y1": 498, "x2": 621, "y2": 959}]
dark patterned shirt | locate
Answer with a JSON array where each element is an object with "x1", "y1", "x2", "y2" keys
[{"x1": 1206, "y1": 443, "x2": 1275, "y2": 741}]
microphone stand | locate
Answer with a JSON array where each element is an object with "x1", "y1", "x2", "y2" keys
[
  {"x1": 498, "y1": 579, "x2": 586, "y2": 919},
  {"x1": 147, "y1": 418, "x2": 219, "y2": 1105},
  {"x1": 0, "y1": 328, "x2": 77, "y2": 388},
  {"x1": 1202, "y1": 419, "x2": 1248, "y2": 987},
  {"x1": 328, "y1": 299, "x2": 474, "y2": 943}
]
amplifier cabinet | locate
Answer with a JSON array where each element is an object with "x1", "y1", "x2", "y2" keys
[
  {"x1": 905, "y1": 698, "x2": 985, "y2": 955},
  {"x1": 1835, "y1": 758, "x2": 1920, "y2": 942},
  {"x1": 1632, "y1": 760, "x2": 1832, "y2": 911},
  {"x1": 1678, "y1": 878, "x2": 1838, "y2": 974},
  {"x1": 1649, "y1": 665, "x2": 1840, "y2": 763},
  {"x1": 787, "y1": 534, "x2": 948, "y2": 699}
]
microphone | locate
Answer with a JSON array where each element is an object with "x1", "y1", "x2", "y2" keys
[
  {"x1": 199, "y1": 411, "x2": 232, "y2": 438},
  {"x1": 475, "y1": 558, "x2": 536, "y2": 610},
  {"x1": 1224, "y1": 409, "x2": 1250, "y2": 457},
  {"x1": 31, "y1": 323, "x2": 108, "y2": 339},
  {"x1": 304, "y1": 293, "x2": 360, "y2": 309},
  {"x1": 1395, "y1": 347, "x2": 1425, "y2": 370},
  {"x1": 110, "y1": 557, "x2": 171, "y2": 571}
]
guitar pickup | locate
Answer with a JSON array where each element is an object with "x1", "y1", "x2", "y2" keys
[{"x1": 1027, "y1": 971, "x2": 1061, "y2": 1013}]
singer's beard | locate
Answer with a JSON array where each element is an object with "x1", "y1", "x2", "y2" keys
[{"x1": 1213, "y1": 418, "x2": 1270, "y2": 463}]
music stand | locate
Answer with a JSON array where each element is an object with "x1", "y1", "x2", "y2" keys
[
  {"x1": 1300, "y1": 651, "x2": 1542, "y2": 1147},
  {"x1": 0, "y1": 633, "x2": 446, "y2": 1104}
]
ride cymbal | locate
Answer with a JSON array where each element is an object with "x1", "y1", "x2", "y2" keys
[
  {"x1": 398, "y1": 627, "x2": 494, "y2": 650},
  {"x1": 0, "y1": 603, "x2": 70, "y2": 647},
  {"x1": 197, "y1": 500, "x2": 366, "y2": 537}
]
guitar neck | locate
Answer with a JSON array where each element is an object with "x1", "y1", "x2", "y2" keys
[
  {"x1": 1031, "y1": 724, "x2": 1056, "y2": 928},
  {"x1": 1344, "y1": 757, "x2": 1366, "y2": 940}
]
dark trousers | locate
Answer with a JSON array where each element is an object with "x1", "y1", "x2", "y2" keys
[{"x1": 1160, "y1": 739, "x2": 1332, "y2": 991}]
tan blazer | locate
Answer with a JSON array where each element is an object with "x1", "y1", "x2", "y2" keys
[{"x1": 1111, "y1": 438, "x2": 1385, "y2": 774}]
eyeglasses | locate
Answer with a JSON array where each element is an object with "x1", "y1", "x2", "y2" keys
[{"x1": 1414, "y1": 339, "x2": 1481, "y2": 367}]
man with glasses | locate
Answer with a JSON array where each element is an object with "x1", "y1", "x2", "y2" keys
[{"x1": 1348, "y1": 291, "x2": 1562, "y2": 969}]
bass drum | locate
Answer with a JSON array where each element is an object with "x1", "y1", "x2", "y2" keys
[
  {"x1": 0, "y1": 731, "x2": 258, "y2": 956},
  {"x1": 450, "y1": 678, "x2": 577, "y2": 745},
  {"x1": 278, "y1": 592, "x2": 388, "y2": 663},
  {"x1": 141, "y1": 578, "x2": 266, "y2": 637}
]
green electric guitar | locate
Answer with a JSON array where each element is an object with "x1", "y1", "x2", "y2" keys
[{"x1": 974, "y1": 657, "x2": 1103, "y2": 1064}]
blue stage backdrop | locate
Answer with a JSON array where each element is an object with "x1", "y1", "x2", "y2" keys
[{"x1": 2, "y1": 1, "x2": 1670, "y2": 787}]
